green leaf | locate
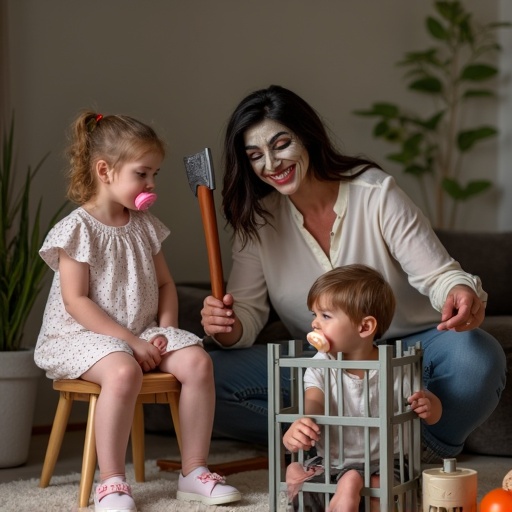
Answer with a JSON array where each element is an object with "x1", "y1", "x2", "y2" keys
[
  {"x1": 458, "y1": 14, "x2": 474, "y2": 44},
  {"x1": 442, "y1": 179, "x2": 462, "y2": 200},
  {"x1": 420, "y1": 111, "x2": 445, "y2": 130},
  {"x1": 475, "y1": 42, "x2": 501, "y2": 54},
  {"x1": 398, "y1": 48, "x2": 441, "y2": 67},
  {"x1": 387, "y1": 144, "x2": 420, "y2": 164},
  {"x1": 386, "y1": 152, "x2": 406, "y2": 164},
  {"x1": 427, "y1": 16, "x2": 449, "y2": 41},
  {"x1": 435, "y1": 1, "x2": 465, "y2": 24},
  {"x1": 404, "y1": 133, "x2": 424, "y2": 152},
  {"x1": 463, "y1": 89, "x2": 495, "y2": 99},
  {"x1": 404, "y1": 164, "x2": 431, "y2": 177},
  {"x1": 383, "y1": 128, "x2": 402, "y2": 143},
  {"x1": 409, "y1": 77, "x2": 443, "y2": 93},
  {"x1": 457, "y1": 126, "x2": 497, "y2": 151},
  {"x1": 373, "y1": 120, "x2": 389, "y2": 137},
  {"x1": 460, "y1": 64, "x2": 498, "y2": 81},
  {"x1": 442, "y1": 178, "x2": 491, "y2": 200},
  {"x1": 427, "y1": 16, "x2": 448, "y2": 40},
  {"x1": 366, "y1": 102, "x2": 400, "y2": 118}
]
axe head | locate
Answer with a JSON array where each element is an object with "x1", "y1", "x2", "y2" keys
[{"x1": 183, "y1": 147, "x2": 216, "y2": 196}]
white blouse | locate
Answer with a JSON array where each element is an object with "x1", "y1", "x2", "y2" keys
[{"x1": 223, "y1": 168, "x2": 486, "y2": 348}]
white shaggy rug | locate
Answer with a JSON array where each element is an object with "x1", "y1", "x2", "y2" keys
[
  {"x1": 0, "y1": 459, "x2": 279, "y2": 512},
  {"x1": 0, "y1": 453, "x2": 510, "y2": 511}
]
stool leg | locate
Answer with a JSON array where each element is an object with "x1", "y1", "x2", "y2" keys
[
  {"x1": 131, "y1": 403, "x2": 145, "y2": 482},
  {"x1": 78, "y1": 394, "x2": 98, "y2": 508},
  {"x1": 39, "y1": 392, "x2": 74, "y2": 488},
  {"x1": 168, "y1": 390, "x2": 182, "y2": 453}
]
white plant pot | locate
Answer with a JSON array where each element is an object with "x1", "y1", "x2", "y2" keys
[{"x1": 0, "y1": 348, "x2": 43, "y2": 468}]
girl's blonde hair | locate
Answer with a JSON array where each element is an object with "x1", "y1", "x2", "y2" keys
[
  {"x1": 307, "y1": 264, "x2": 396, "y2": 340},
  {"x1": 66, "y1": 112, "x2": 165, "y2": 204}
]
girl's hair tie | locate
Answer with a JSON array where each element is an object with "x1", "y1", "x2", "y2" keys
[{"x1": 86, "y1": 113, "x2": 103, "y2": 133}]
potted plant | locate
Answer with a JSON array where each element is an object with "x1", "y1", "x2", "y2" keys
[
  {"x1": 0, "y1": 118, "x2": 66, "y2": 467},
  {"x1": 354, "y1": 1, "x2": 510, "y2": 229}
]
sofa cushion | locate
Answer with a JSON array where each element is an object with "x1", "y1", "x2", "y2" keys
[
  {"x1": 177, "y1": 284, "x2": 209, "y2": 338},
  {"x1": 435, "y1": 230, "x2": 512, "y2": 315}
]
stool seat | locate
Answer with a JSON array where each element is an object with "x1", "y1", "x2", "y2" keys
[{"x1": 39, "y1": 371, "x2": 182, "y2": 508}]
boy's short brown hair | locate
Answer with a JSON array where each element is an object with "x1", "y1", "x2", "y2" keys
[{"x1": 307, "y1": 264, "x2": 396, "y2": 340}]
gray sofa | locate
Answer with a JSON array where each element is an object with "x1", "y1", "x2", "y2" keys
[
  {"x1": 147, "y1": 231, "x2": 511, "y2": 457},
  {"x1": 435, "y1": 230, "x2": 512, "y2": 457}
]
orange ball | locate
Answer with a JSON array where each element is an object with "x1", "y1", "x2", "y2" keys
[{"x1": 480, "y1": 488, "x2": 512, "y2": 512}]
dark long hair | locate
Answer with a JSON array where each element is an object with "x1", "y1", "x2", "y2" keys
[{"x1": 222, "y1": 85, "x2": 380, "y2": 244}]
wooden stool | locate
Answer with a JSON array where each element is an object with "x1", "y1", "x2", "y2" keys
[{"x1": 39, "y1": 372, "x2": 182, "y2": 508}]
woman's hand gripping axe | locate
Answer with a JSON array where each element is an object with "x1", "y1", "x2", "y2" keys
[{"x1": 183, "y1": 148, "x2": 225, "y2": 299}]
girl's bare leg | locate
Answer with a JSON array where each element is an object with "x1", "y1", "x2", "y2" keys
[
  {"x1": 328, "y1": 469, "x2": 364, "y2": 512},
  {"x1": 159, "y1": 346, "x2": 215, "y2": 476},
  {"x1": 81, "y1": 351, "x2": 143, "y2": 481}
]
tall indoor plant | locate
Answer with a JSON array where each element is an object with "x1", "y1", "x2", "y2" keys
[
  {"x1": 354, "y1": 1, "x2": 510, "y2": 229},
  {"x1": 0, "y1": 118, "x2": 66, "y2": 467}
]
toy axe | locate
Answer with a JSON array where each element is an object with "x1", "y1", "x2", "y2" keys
[
  {"x1": 163, "y1": 148, "x2": 269, "y2": 476},
  {"x1": 183, "y1": 148, "x2": 224, "y2": 299}
]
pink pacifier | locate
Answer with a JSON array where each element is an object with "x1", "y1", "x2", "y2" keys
[{"x1": 135, "y1": 192, "x2": 157, "y2": 210}]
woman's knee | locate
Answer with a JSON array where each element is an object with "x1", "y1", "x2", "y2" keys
[
  {"x1": 423, "y1": 329, "x2": 505, "y2": 378},
  {"x1": 422, "y1": 329, "x2": 506, "y2": 411}
]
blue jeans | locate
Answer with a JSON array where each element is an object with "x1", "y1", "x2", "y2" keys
[
  {"x1": 207, "y1": 344, "x2": 290, "y2": 446},
  {"x1": 207, "y1": 328, "x2": 506, "y2": 457},
  {"x1": 401, "y1": 327, "x2": 506, "y2": 457}
]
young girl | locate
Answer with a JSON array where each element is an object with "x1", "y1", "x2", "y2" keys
[{"x1": 35, "y1": 112, "x2": 241, "y2": 511}]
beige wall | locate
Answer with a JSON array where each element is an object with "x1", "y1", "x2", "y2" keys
[{"x1": 5, "y1": 0, "x2": 510, "y2": 425}]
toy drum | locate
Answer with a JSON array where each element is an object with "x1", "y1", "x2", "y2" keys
[{"x1": 422, "y1": 458, "x2": 477, "y2": 512}]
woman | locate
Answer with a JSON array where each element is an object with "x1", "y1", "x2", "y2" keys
[{"x1": 201, "y1": 85, "x2": 506, "y2": 461}]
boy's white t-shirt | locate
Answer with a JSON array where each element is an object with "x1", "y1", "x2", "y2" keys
[{"x1": 304, "y1": 351, "x2": 413, "y2": 468}]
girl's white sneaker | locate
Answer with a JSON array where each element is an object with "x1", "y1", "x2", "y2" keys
[
  {"x1": 177, "y1": 466, "x2": 241, "y2": 505},
  {"x1": 94, "y1": 476, "x2": 137, "y2": 512}
]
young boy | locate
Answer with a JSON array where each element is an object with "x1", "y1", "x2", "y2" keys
[{"x1": 283, "y1": 264, "x2": 442, "y2": 512}]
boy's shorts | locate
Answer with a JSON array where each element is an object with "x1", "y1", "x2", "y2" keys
[{"x1": 289, "y1": 457, "x2": 405, "y2": 512}]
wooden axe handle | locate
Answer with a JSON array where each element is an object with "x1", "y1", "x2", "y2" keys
[{"x1": 197, "y1": 185, "x2": 225, "y2": 299}]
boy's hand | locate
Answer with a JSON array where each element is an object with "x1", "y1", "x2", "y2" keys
[
  {"x1": 283, "y1": 417, "x2": 321, "y2": 453},
  {"x1": 408, "y1": 390, "x2": 432, "y2": 419}
]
